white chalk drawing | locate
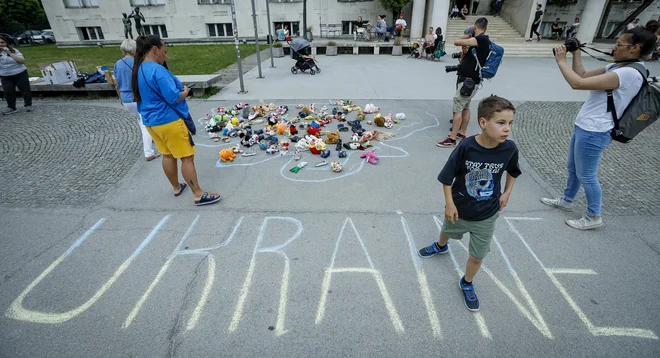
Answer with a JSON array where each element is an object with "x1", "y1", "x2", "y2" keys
[
  {"x1": 315, "y1": 217, "x2": 405, "y2": 333},
  {"x1": 4, "y1": 214, "x2": 656, "y2": 342},
  {"x1": 504, "y1": 217, "x2": 658, "y2": 340}
]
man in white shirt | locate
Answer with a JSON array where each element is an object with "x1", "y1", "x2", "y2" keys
[
  {"x1": 626, "y1": 18, "x2": 640, "y2": 30},
  {"x1": 395, "y1": 14, "x2": 407, "y2": 37}
]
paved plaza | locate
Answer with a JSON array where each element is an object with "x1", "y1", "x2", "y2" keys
[{"x1": 1, "y1": 55, "x2": 659, "y2": 357}]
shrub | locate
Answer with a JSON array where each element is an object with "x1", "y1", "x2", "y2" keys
[
  {"x1": 273, "y1": 41, "x2": 283, "y2": 48},
  {"x1": 327, "y1": 40, "x2": 337, "y2": 46}
]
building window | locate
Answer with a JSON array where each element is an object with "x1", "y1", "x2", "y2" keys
[
  {"x1": 130, "y1": 0, "x2": 166, "y2": 6},
  {"x1": 198, "y1": 0, "x2": 230, "y2": 3},
  {"x1": 273, "y1": 21, "x2": 300, "y2": 37},
  {"x1": 64, "y1": 0, "x2": 99, "y2": 8},
  {"x1": 143, "y1": 25, "x2": 168, "y2": 38},
  {"x1": 78, "y1": 26, "x2": 104, "y2": 40},
  {"x1": 208, "y1": 23, "x2": 233, "y2": 37},
  {"x1": 269, "y1": 0, "x2": 303, "y2": 3}
]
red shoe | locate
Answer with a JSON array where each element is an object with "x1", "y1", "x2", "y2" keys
[
  {"x1": 437, "y1": 138, "x2": 457, "y2": 147},
  {"x1": 456, "y1": 133, "x2": 466, "y2": 140}
]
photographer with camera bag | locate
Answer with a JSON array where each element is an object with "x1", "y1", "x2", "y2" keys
[
  {"x1": 542, "y1": 24, "x2": 659, "y2": 230},
  {"x1": 437, "y1": 18, "x2": 490, "y2": 148}
]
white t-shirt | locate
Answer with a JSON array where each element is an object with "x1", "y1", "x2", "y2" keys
[
  {"x1": 575, "y1": 63, "x2": 644, "y2": 132},
  {"x1": 395, "y1": 19, "x2": 407, "y2": 27},
  {"x1": 0, "y1": 49, "x2": 28, "y2": 77}
]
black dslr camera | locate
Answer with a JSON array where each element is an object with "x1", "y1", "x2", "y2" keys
[
  {"x1": 445, "y1": 65, "x2": 461, "y2": 73},
  {"x1": 451, "y1": 52, "x2": 462, "y2": 59},
  {"x1": 553, "y1": 37, "x2": 585, "y2": 55}
]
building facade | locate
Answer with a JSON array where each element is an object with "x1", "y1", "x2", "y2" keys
[{"x1": 43, "y1": 0, "x2": 660, "y2": 46}]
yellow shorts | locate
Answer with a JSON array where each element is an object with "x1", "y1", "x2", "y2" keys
[{"x1": 146, "y1": 119, "x2": 196, "y2": 159}]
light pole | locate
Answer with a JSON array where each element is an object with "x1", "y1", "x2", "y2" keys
[
  {"x1": 230, "y1": 0, "x2": 246, "y2": 94},
  {"x1": 250, "y1": 0, "x2": 264, "y2": 79},
  {"x1": 265, "y1": 0, "x2": 275, "y2": 68}
]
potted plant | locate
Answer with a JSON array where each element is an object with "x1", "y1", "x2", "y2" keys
[
  {"x1": 306, "y1": 26, "x2": 313, "y2": 41},
  {"x1": 392, "y1": 36, "x2": 403, "y2": 56},
  {"x1": 272, "y1": 41, "x2": 285, "y2": 58},
  {"x1": 326, "y1": 40, "x2": 337, "y2": 56}
]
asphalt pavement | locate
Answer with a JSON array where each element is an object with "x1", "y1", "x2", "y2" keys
[{"x1": 1, "y1": 55, "x2": 659, "y2": 358}]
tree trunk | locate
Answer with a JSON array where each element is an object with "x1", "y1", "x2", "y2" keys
[{"x1": 606, "y1": 0, "x2": 654, "y2": 39}]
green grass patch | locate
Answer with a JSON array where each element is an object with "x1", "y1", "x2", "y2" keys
[{"x1": 18, "y1": 43, "x2": 258, "y2": 77}]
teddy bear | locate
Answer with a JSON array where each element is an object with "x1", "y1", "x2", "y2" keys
[
  {"x1": 307, "y1": 126, "x2": 321, "y2": 137},
  {"x1": 220, "y1": 148, "x2": 236, "y2": 162},
  {"x1": 356, "y1": 111, "x2": 366, "y2": 121},
  {"x1": 325, "y1": 131, "x2": 340, "y2": 144},
  {"x1": 277, "y1": 122, "x2": 288, "y2": 135},
  {"x1": 374, "y1": 113, "x2": 385, "y2": 127},
  {"x1": 331, "y1": 161, "x2": 343, "y2": 172}
]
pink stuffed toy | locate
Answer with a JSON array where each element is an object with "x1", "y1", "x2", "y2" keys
[{"x1": 360, "y1": 149, "x2": 379, "y2": 165}]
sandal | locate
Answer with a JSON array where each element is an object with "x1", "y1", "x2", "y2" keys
[
  {"x1": 146, "y1": 153, "x2": 161, "y2": 161},
  {"x1": 315, "y1": 160, "x2": 328, "y2": 167},
  {"x1": 194, "y1": 192, "x2": 222, "y2": 206},
  {"x1": 174, "y1": 183, "x2": 188, "y2": 197}
]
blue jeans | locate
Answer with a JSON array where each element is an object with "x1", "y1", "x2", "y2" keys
[{"x1": 562, "y1": 125, "x2": 612, "y2": 217}]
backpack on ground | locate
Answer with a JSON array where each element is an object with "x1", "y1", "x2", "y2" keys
[
  {"x1": 471, "y1": 40, "x2": 504, "y2": 80},
  {"x1": 607, "y1": 63, "x2": 660, "y2": 143}
]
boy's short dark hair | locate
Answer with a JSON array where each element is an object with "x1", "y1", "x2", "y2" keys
[
  {"x1": 478, "y1": 95, "x2": 515, "y2": 120},
  {"x1": 475, "y1": 17, "x2": 488, "y2": 31}
]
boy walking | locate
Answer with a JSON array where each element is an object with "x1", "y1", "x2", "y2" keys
[{"x1": 419, "y1": 95, "x2": 521, "y2": 311}]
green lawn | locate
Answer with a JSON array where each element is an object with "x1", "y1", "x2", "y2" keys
[{"x1": 18, "y1": 43, "x2": 258, "y2": 77}]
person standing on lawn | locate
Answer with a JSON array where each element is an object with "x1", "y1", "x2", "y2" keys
[
  {"x1": 0, "y1": 34, "x2": 32, "y2": 115},
  {"x1": 132, "y1": 35, "x2": 222, "y2": 206},
  {"x1": 114, "y1": 38, "x2": 160, "y2": 162}
]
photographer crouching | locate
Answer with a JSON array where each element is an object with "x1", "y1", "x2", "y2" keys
[
  {"x1": 541, "y1": 23, "x2": 658, "y2": 230},
  {"x1": 438, "y1": 17, "x2": 491, "y2": 148}
]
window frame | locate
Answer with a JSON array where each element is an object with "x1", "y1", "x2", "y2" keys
[
  {"x1": 63, "y1": 0, "x2": 100, "y2": 8},
  {"x1": 207, "y1": 23, "x2": 234, "y2": 38}
]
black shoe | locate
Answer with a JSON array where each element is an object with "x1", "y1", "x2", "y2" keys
[{"x1": 336, "y1": 139, "x2": 343, "y2": 151}]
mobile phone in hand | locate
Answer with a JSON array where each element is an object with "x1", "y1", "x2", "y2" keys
[{"x1": 186, "y1": 83, "x2": 197, "y2": 88}]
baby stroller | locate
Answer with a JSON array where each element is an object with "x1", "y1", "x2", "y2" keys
[
  {"x1": 408, "y1": 39, "x2": 424, "y2": 59},
  {"x1": 288, "y1": 38, "x2": 321, "y2": 75}
]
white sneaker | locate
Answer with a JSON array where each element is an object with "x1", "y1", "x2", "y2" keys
[
  {"x1": 540, "y1": 197, "x2": 574, "y2": 211},
  {"x1": 566, "y1": 216, "x2": 603, "y2": 230}
]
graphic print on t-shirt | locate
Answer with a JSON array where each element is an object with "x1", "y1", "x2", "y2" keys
[{"x1": 464, "y1": 160, "x2": 505, "y2": 201}]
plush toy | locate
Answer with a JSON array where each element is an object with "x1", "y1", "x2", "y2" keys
[
  {"x1": 374, "y1": 113, "x2": 385, "y2": 127},
  {"x1": 220, "y1": 148, "x2": 236, "y2": 162},
  {"x1": 230, "y1": 145, "x2": 243, "y2": 154},
  {"x1": 384, "y1": 113, "x2": 394, "y2": 129},
  {"x1": 277, "y1": 122, "x2": 288, "y2": 135},
  {"x1": 295, "y1": 137, "x2": 310, "y2": 151},
  {"x1": 338, "y1": 150, "x2": 347, "y2": 158},
  {"x1": 307, "y1": 126, "x2": 321, "y2": 137},
  {"x1": 289, "y1": 116, "x2": 301, "y2": 124},
  {"x1": 351, "y1": 133, "x2": 359, "y2": 142},
  {"x1": 363, "y1": 103, "x2": 379, "y2": 114},
  {"x1": 320, "y1": 150, "x2": 331, "y2": 158},
  {"x1": 309, "y1": 103, "x2": 316, "y2": 112},
  {"x1": 231, "y1": 117, "x2": 239, "y2": 126},
  {"x1": 265, "y1": 127, "x2": 277, "y2": 136},
  {"x1": 302, "y1": 106, "x2": 311, "y2": 114},
  {"x1": 331, "y1": 161, "x2": 343, "y2": 172},
  {"x1": 266, "y1": 145, "x2": 279, "y2": 154},
  {"x1": 289, "y1": 161, "x2": 307, "y2": 173},
  {"x1": 280, "y1": 139, "x2": 290, "y2": 152},
  {"x1": 396, "y1": 112, "x2": 405, "y2": 120},
  {"x1": 267, "y1": 115, "x2": 278, "y2": 126},
  {"x1": 360, "y1": 149, "x2": 379, "y2": 165},
  {"x1": 325, "y1": 131, "x2": 340, "y2": 144},
  {"x1": 277, "y1": 105, "x2": 288, "y2": 115},
  {"x1": 289, "y1": 125, "x2": 298, "y2": 135},
  {"x1": 259, "y1": 140, "x2": 268, "y2": 150},
  {"x1": 296, "y1": 104, "x2": 304, "y2": 109},
  {"x1": 356, "y1": 111, "x2": 366, "y2": 121}
]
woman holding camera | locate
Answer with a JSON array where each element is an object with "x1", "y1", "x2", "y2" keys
[
  {"x1": 543, "y1": 24, "x2": 658, "y2": 230},
  {"x1": 0, "y1": 34, "x2": 32, "y2": 115}
]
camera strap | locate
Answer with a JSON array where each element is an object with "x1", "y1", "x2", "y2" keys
[{"x1": 578, "y1": 45, "x2": 637, "y2": 64}]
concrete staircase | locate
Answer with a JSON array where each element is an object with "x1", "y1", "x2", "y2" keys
[{"x1": 445, "y1": 15, "x2": 558, "y2": 57}]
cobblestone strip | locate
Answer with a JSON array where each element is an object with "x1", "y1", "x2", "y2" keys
[
  {"x1": 515, "y1": 101, "x2": 660, "y2": 216},
  {"x1": 0, "y1": 105, "x2": 140, "y2": 208}
]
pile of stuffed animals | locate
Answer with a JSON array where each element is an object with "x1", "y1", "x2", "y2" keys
[{"x1": 204, "y1": 99, "x2": 401, "y2": 172}]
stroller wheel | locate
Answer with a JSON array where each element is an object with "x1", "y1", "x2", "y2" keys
[
  {"x1": 291, "y1": 67, "x2": 298, "y2": 74},
  {"x1": 310, "y1": 69, "x2": 316, "y2": 75},
  {"x1": 315, "y1": 67, "x2": 321, "y2": 73}
]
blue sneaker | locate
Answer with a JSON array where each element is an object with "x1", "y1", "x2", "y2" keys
[
  {"x1": 418, "y1": 242, "x2": 448, "y2": 258},
  {"x1": 459, "y1": 276, "x2": 480, "y2": 312}
]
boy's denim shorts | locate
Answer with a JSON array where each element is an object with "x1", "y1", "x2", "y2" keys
[{"x1": 442, "y1": 212, "x2": 499, "y2": 259}]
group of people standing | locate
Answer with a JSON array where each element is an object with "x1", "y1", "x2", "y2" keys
[{"x1": 114, "y1": 36, "x2": 221, "y2": 206}]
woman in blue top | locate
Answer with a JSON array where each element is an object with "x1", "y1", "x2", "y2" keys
[
  {"x1": 114, "y1": 39, "x2": 159, "y2": 161},
  {"x1": 276, "y1": 25, "x2": 285, "y2": 41},
  {"x1": 132, "y1": 35, "x2": 221, "y2": 206}
]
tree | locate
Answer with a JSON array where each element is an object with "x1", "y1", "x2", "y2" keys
[
  {"x1": 0, "y1": 0, "x2": 45, "y2": 33},
  {"x1": 379, "y1": 0, "x2": 411, "y2": 25}
]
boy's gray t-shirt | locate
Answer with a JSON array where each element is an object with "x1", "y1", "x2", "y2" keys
[{"x1": 438, "y1": 136, "x2": 522, "y2": 221}]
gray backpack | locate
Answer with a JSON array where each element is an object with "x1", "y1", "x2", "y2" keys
[{"x1": 607, "y1": 63, "x2": 660, "y2": 143}]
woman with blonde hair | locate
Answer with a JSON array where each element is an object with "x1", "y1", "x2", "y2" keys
[{"x1": 114, "y1": 38, "x2": 159, "y2": 161}]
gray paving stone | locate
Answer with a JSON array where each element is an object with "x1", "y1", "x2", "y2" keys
[
  {"x1": 0, "y1": 104, "x2": 140, "y2": 208},
  {"x1": 515, "y1": 101, "x2": 660, "y2": 216}
]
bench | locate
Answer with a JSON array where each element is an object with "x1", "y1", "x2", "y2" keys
[
  {"x1": 320, "y1": 24, "x2": 342, "y2": 38},
  {"x1": 0, "y1": 74, "x2": 222, "y2": 97}
]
